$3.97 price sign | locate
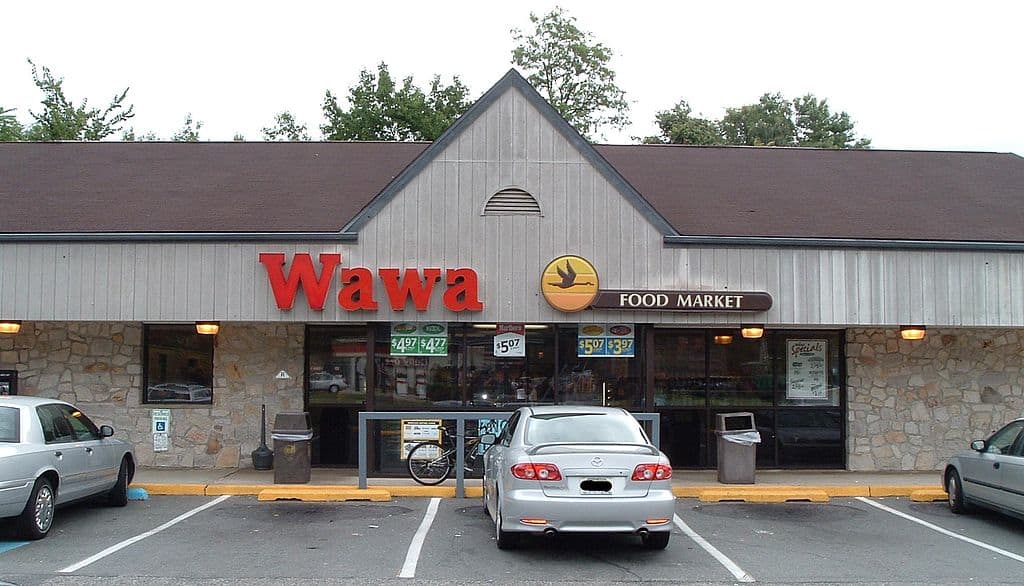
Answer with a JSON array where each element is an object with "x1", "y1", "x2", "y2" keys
[{"x1": 577, "y1": 324, "x2": 635, "y2": 357}]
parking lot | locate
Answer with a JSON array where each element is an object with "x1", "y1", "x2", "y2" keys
[{"x1": 2, "y1": 495, "x2": 1024, "y2": 585}]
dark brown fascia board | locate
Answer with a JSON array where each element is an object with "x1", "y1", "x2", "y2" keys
[
  {"x1": 665, "y1": 235, "x2": 1024, "y2": 251},
  {"x1": 342, "y1": 68, "x2": 679, "y2": 237},
  {"x1": 0, "y1": 232, "x2": 359, "y2": 243}
]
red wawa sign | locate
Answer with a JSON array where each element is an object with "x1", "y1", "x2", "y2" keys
[{"x1": 258, "y1": 253, "x2": 484, "y2": 312}]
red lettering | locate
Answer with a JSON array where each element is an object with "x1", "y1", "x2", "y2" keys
[
  {"x1": 443, "y1": 268, "x2": 484, "y2": 311},
  {"x1": 258, "y1": 252, "x2": 340, "y2": 311},
  {"x1": 338, "y1": 268, "x2": 378, "y2": 311},
  {"x1": 378, "y1": 268, "x2": 441, "y2": 311}
]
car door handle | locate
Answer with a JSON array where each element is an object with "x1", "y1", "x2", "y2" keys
[
  {"x1": 54, "y1": 451, "x2": 63, "y2": 458},
  {"x1": 993, "y1": 462, "x2": 1000, "y2": 470},
  {"x1": 85, "y1": 447, "x2": 94, "y2": 454}
]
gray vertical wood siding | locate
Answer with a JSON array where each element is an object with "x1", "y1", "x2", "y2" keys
[{"x1": 2, "y1": 88, "x2": 1022, "y2": 327}]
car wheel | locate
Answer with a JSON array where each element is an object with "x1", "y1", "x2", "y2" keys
[
  {"x1": 494, "y1": 492, "x2": 518, "y2": 550},
  {"x1": 108, "y1": 457, "x2": 130, "y2": 507},
  {"x1": 642, "y1": 531, "x2": 670, "y2": 550},
  {"x1": 946, "y1": 468, "x2": 969, "y2": 514},
  {"x1": 17, "y1": 477, "x2": 55, "y2": 540},
  {"x1": 329, "y1": 385, "x2": 340, "y2": 393}
]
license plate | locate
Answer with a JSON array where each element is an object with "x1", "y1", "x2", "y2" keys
[{"x1": 580, "y1": 478, "x2": 613, "y2": 493}]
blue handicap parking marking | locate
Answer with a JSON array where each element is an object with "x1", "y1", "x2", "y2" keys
[{"x1": 0, "y1": 540, "x2": 30, "y2": 553}]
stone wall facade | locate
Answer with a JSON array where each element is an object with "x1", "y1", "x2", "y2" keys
[
  {"x1": 1, "y1": 322, "x2": 304, "y2": 468},
  {"x1": 847, "y1": 328, "x2": 1024, "y2": 471}
]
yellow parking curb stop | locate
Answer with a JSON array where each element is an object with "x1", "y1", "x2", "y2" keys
[
  {"x1": 257, "y1": 487, "x2": 391, "y2": 502},
  {"x1": 698, "y1": 488, "x2": 830, "y2": 503}
]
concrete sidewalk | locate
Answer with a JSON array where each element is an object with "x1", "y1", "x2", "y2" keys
[{"x1": 130, "y1": 467, "x2": 948, "y2": 503}]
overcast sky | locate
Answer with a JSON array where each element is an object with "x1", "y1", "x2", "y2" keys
[{"x1": 3, "y1": 1, "x2": 1021, "y2": 154}]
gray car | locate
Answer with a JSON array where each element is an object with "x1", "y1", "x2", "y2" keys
[
  {"x1": 0, "y1": 396, "x2": 135, "y2": 539},
  {"x1": 482, "y1": 406, "x2": 675, "y2": 550},
  {"x1": 944, "y1": 417, "x2": 1024, "y2": 520}
]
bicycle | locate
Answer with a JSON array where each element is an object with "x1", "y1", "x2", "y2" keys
[{"x1": 406, "y1": 425, "x2": 486, "y2": 486}]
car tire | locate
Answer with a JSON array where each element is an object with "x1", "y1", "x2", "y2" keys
[
  {"x1": 642, "y1": 531, "x2": 670, "y2": 550},
  {"x1": 946, "y1": 468, "x2": 970, "y2": 514},
  {"x1": 17, "y1": 477, "x2": 55, "y2": 540},
  {"x1": 108, "y1": 457, "x2": 130, "y2": 507},
  {"x1": 494, "y1": 493, "x2": 518, "y2": 550}
]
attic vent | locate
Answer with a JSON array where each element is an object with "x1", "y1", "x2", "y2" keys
[{"x1": 483, "y1": 187, "x2": 541, "y2": 216}]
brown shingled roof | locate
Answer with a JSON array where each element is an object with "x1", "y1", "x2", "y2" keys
[{"x1": 0, "y1": 142, "x2": 1021, "y2": 242}]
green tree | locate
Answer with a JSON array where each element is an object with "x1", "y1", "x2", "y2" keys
[
  {"x1": 643, "y1": 101, "x2": 722, "y2": 145},
  {"x1": 720, "y1": 93, "x2": 796, "y2": 147},
  {"x1": 121, "y1": 127, "x2": 159, "y2": 141},
  {"x1": 24, "y1": 59, "x2": 134, "y2": 140},
  {"x1": 794, "y1": 94, "x2": 871, "y2": 149},
  {"x1": 171, "y1": 113, "x2": 202, "y2": 142},
  {"x1": 262, "y1": 111, "x2": 310, "y2": 141},
  {"x1": 321, "y1": 63, "x2": 471, "y2": 141},
  {"x1": 1, "y1": 106, "x2": 24, "y2": 141},
  {"x1": 511, "y1": 7, "x2": 629, "y2": 139}
]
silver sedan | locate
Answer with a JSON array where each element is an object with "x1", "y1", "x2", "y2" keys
[
  {"x1": 944, "y1": 417, "x2": 1024, "y2": 520},
  {"x1": 0, "y1": 396, "x2": 135, "y2": 539},
  {"x1": 482, "y1": 405, "x2": 675, "y2": 550}
]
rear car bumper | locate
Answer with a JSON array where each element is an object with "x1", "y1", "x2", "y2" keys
[{"x1": 501, "y1": 487, "x2": 676, "y2": 533}]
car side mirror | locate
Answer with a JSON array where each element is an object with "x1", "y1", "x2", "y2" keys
[
  {"x1": 100, "y1": 425, "x2": 115, "y2": 438},
  {"x1": 479, "y1": 433, "x2": 496, "y2": 445},
  {"x1": 970, "y1": 439, "x2": 986, "y2": 452}
]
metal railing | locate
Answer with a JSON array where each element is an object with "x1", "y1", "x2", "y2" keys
[{"x1": 357, "y1": 411, "x2": 661, "y2": 498}]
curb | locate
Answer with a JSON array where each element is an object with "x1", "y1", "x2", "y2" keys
[{"x1": 133, "y1": 482, "x2": 943, "y2": 503}]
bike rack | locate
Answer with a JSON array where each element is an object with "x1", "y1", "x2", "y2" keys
[{"x1": 358, "y1": 411, "x2": 661, "y2": 498}]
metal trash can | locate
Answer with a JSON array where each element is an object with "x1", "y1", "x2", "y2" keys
[
  {"x1": 271, "y1": 412, "x2": 313, "y2": 484},
  {"x1": 714, "y1": 412, "x2": 761, "y2": 484}
]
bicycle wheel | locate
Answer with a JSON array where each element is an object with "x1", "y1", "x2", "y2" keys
[{"x1": 407, "y1": 441, "x2": 452, "y2": 485}]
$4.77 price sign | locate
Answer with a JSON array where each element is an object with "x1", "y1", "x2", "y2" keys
[{"x1": 494, "y1": 324, "x2": 525, "y2": 357}]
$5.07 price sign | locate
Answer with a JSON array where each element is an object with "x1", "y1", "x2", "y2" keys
[{"x1": 494, "y1": 324, "x2": 525, "y2": 358}]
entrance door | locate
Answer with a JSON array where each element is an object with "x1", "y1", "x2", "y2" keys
[{"x1": 306, "y1": 326, "x2": 369, "y2": 467}]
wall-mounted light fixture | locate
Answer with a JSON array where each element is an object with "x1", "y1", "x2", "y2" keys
[
  {"x1": 740, "y1": 324, "x2": 765, "y2": 339},
  {"x1": 0, "y1": 320, "x2": 21, "y2": 334},
  {"x1": 713, "y1": 334, "x2": 734, "y2": 345},
  {"x1": 899, "y1": 325, "x2": 926, "y2": 341},
  {"x1": 195, "y1": 321, "x2": 220, "y2": 335}
]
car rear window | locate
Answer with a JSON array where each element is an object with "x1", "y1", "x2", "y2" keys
[
  {"x1": 0, "y1": 406, "x2": 19, "y2": 442},
  {"x1": 525, "y1": 413, "x2": 646, "y2": 444}
]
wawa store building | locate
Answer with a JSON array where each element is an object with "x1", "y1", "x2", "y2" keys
[{"x1": 1, "y1": 70, "x2": 1022, "y2": 473}]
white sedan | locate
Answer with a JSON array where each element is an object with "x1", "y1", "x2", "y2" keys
[
  {"x1": 944, "y1": 417, "x2": 1024, "y2": 520},
  {"x1": 482, "y1": 406, "x2": 675, "y2": 550},
  {"x1": 0, "y1": 396, "x2": 135, "y2": 539}
]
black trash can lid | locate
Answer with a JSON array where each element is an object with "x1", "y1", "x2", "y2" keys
[{"x1": 273, "y1": 412, "x2": 310, "y2": 431}]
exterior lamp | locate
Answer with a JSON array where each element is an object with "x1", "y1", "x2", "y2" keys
[
  {"x1": 195, "y1": 321, "x2": 220, "y2": 335},
  {"x1": 0, "y1": 320, "x2": 21, "y2": 334},
  {"x1": 740, "y1": 325, "x2": 765, "y2": 339},
  {"x1": 899, "y1": 325, "x2": 926, "y2": 341},
  {"x1": 713, "y1": 334, "x2": 734, "y2": 345}
]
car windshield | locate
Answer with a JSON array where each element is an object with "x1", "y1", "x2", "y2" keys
[
  {"x1": 525, "y1": 413, "x2": 646, "y2": 445},
  {"x1": 0, "y1": 406, "x2": 19, "y2": 442}
]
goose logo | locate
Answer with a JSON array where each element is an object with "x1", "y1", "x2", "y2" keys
[{"x1": 541, "y1": 255, "x2": 599, "y2": 312}]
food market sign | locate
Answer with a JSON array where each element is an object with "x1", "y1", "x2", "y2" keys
[
  {"x1": 391, "y1": 323, "x2": 449, "y2": 356},
  {"x1": 592, "y1": 290, "x2": 773, "y2": 312}
]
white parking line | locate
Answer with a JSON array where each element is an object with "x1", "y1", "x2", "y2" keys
[
  {"x1": 58, "y1": 495, "x2": 232, "y2": 573},
  {"x1": 674, "y1": 514, "x2": 755, "y2": 583},
  {"x1": 399, "y1": 497, "x2": 440, "y2": 578},
  {"x1": 856, "y1": 497, "x2": 1024, "y2": 564}
]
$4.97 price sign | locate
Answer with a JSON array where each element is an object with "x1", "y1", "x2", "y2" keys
[
  {"x1": 494, "y1": 324, "x2": 525, "y2": 357},
  {"x1": 577, "y1": 324, "x2": 635, "y2": 357}
]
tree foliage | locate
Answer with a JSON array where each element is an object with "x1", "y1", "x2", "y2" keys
[
  {"x1": 647, "y1": 92, "x2": 870, "y2": 149},
  {"x1": 321, "y1": 63, "x2": 471, "y2": 141},
  {"x1": 171, "y1": 113, "x2": 202, "y2": 142},
  {"x1": 262, "y1": 111, "x2": 310, "y2": 141},
  {"x1": 23, "y1": 59, "x2": 134, "y2": 141},
  {"x1": 511, "y1": 7, "x2": 629, "y2": 140},
  {"x1": 1, "y1": 106, "x2": 24, "y2": 141}
]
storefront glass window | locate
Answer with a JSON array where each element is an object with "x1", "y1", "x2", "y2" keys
[
  {"x1": 374, "y1": 323, "x2": 461, "y2": 410},
  {"x1": 464, "y1": 326, "x2": 556, "y2": 407},
  {"x1": 709, "y1": 331, "x2": 773, "y2": 407},
  {"x1": 143, "y1": 324, "x2": 214, "y2": 405},
  {"x1": 774, "y1": 332, "x2": 842, "y2": 407},
  {"x1": 556, "y1": 327, "x2": 644, "y2": 408},
  {"x1": 306, "y1": 326, "x2": 369, "y2": 407},
  {"x1": 653, "y1": 331, "x2": 706, "y2": 407}
]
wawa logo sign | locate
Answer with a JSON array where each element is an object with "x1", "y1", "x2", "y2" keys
[{"x1": 258, "y1": 253, "x2": 484, "y2": 312}]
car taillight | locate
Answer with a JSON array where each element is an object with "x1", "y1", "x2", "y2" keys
[
  {"x1": 511, "y1": 463, "x2": 562, "y2": 481},
  {"x1": 631, "y1": 464, "x2": 672, "y2": 481}
]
